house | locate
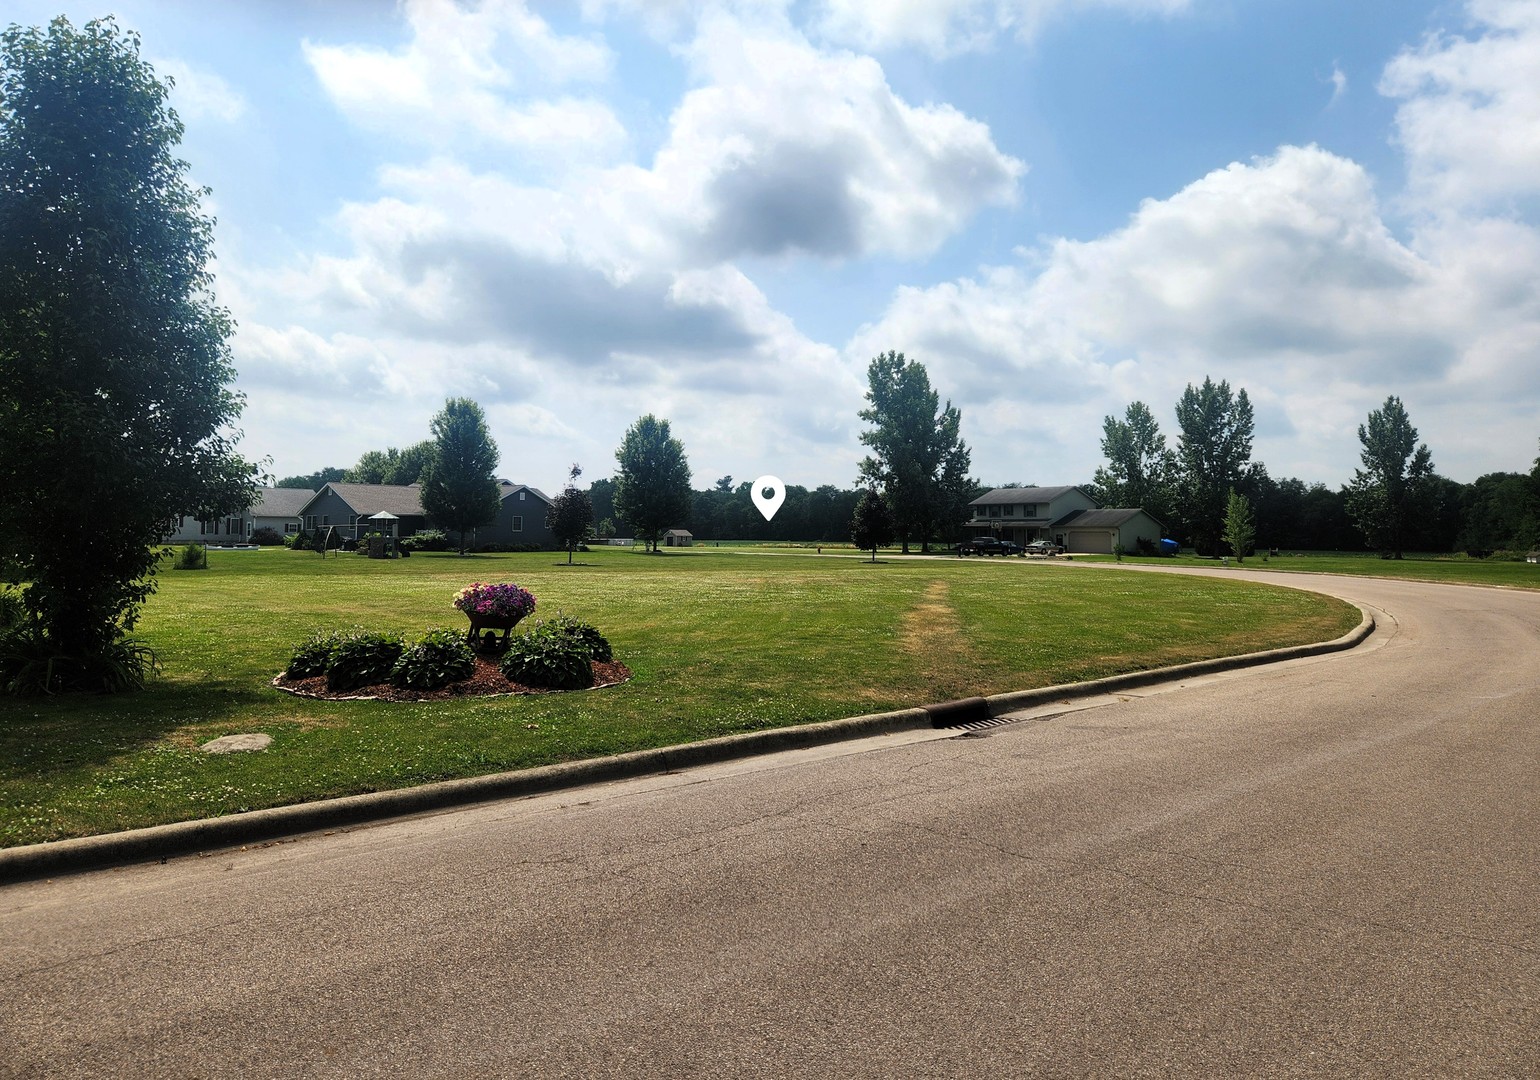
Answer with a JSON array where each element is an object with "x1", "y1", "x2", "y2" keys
[
  {"x1": 663, "y1": 529, "x2": 694, "y2": 547},
  {"x1": 493, "y1": 483, "x2": 556, "y2": 548},
  {"x1": 164, "y1": 487, "x2": 314, "y2": 545},
  {"x1": 965, "y1": 486, "x2": 1163, "y2": 554},
  {"x1": 294, "y1": 481, "x2": 557, "y2": 549},
  {"x1": 249, "y1": 488, "x2": 314, "y2": 538},
  {"x1": 296, "y1": 484, "x2": 432, "y2": 541}
]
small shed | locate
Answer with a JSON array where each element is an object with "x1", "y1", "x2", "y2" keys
[{"x1": 663, "y1": 529, "x2": 694, "y2": 547}]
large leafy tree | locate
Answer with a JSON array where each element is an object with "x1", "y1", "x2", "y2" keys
[
  {"x1": 857, "y1": 351, "x2": 972, "y2": 553},
  {"x1": 1092, "y1": 401, "x2": 1176, "y2": 525},
  {"x1": 420, "y1": 398, "x2": 500, "y2": 554},
  {"x1": 1173, "y1": 377, "x2": 1255, "y2": 555},
  {"x1": 0, "y1": 17, "x2": 256, "y2": 687},
  {"x1": 613, "y1": 414, "x2": 692, "y2": 552},
  {"x1": 1345, "y1": 395, "x2": 1434, "y2": 559},
  {"x1": 546, "y1": 463, "x2": 594, "y2": 565},
  {"x1": 345, "y1": 440, "x2": 433, "y2": 486}
]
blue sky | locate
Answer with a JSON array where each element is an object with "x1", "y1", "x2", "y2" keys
[{"x1": 12, "y1": 0, "x2": 1540, "y2": 493}]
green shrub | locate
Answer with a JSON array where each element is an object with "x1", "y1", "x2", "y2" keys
[
  {"x1": 542, "y1": 613, "x2": 613, "y2": 662},
  {"x1": 249, "y1": 526, "x2": 285, "y2": 546},
  {"x1": 172, "y1": 544, "x2": 207, "y2": 570},
  {"x1": 0, "y1": 628, "x2": 159, "y2": 696},
  {"x1": 499, "y1": 616, "x2": 605, "y2": 690},
  {"x1": 285, "y1": 530, "x2": 311, "y2": 550},
  {"x1": 285, "y1": 628, "x2": 353, "y2": 679},
  {"x1": 324, "y1": 629, "x2": 405, "y2": 692},
  {"x1": 391, "y1": 628, "x2": 476, "y2": 690},
  {"x1": 409, "y1": 530, "x2": 451, "y2": 552}
]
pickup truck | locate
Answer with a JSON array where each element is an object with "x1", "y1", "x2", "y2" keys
[{"x1": 960, "y1": 537, "x2": 1020, "y2": 556}]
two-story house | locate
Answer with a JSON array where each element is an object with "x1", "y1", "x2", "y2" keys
[{"x1": 965, "y1": 486, "x2": 1163, "y2": 554}]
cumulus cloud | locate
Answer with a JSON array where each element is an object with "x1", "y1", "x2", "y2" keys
[
  {"x1": 1380, "y1": 0, "x2": 1540, "y2": 211},
  {"x1": 304, "y1": 0, "x2": 623, "y2": 162},
  {"x1": 811, "y1": 0, "x2": 1193, "y2": 57},
  {"x1": 847, "y1": 141, "x2": 1540, "y2": 485}
]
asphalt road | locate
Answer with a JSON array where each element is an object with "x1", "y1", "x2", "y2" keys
[{"x1": 3, "y1": 569, "x2": 1538, "y2": 1078}]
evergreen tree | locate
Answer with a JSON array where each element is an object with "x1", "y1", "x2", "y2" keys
[
  {"x1": 420, "y1": 398, "x2": 500, "y2": 554},
  {"x1": 613, "y1": 415, "x2": 692, "y2": 552},
  {"x1": 1222, "y1": 489, "x2": 1256, "y2": 561},
  {"x1": 0, "y1": 17, "x2": 256, "y2": 689},
  {"x1": 1345, "y1": 396, "x2": 1434, "y2": 559}
]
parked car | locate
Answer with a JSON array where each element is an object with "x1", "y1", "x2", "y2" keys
[
  {"x1": 1023, "y1": 539, "x2": 1064, "y2": 556},
  {"x1": 961, "y1": 537, "x2": 1020, "y2": 556}
]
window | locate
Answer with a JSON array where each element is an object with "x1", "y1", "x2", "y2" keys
[
  {"x1": 988, "y1": 506, "x2": 1001, "y2": 518},
  {"x1": 518, "y1": 491, "x2": 526, "y2": 501},
  {"x1": 285, "y1": 522, "x2": 299, "y2": 535},
  {"x1": 1022, "y1": 504, "x2": 1037, "y2": 516},
  {"x1": 305, "y1": 515, "x2": 317, "y2": 531},
  {"x1": 1002, "y1": 505, "x2": 1014, "y2": 517},
  {"x1": 226, "y1": 517, "x2": 242, "y2": 535},
  {"x1": 510, "y1": 516, "x2": 523, "y2": 532}
]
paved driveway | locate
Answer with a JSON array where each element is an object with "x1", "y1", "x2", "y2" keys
[{"x1": 3, "y1": 570, "x2": 1537, "y2": 1077}]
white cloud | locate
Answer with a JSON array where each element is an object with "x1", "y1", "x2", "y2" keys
[
  {"x1": 1380, "y1": 0, "x2": 1540, "y2": 212},
  {"x1": 847, "y1": 142, "x2": 1540, "y2": 485},
  {"x1": 811, "y1": 0, "x2": 1193, "y2": 57},
  {"x1": 153, "y1": 57, "x2": 247, "y2": 123},
  {"x1": 303, "y1": 0, "x2": 623, "y2": 162}
]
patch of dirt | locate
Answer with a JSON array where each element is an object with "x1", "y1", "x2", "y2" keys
[
  {"x1": 900, "y1": 580, "x2": 968, "y2": 656},
  {"x1": 272, "y1": 656, "x2": 632, "y2": 702}
]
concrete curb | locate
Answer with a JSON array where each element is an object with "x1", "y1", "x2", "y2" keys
[{"x1": 0, "y1": 607, "x2": 1373, "y2": 885}]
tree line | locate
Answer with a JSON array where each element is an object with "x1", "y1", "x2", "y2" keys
[{"x1": 1093, "y1": 381, "x2": 1540, "y2": 557}]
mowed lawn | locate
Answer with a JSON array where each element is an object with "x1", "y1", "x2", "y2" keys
[{"x1": 0, "y1": 548, "x2": 1360, "y2": 846}]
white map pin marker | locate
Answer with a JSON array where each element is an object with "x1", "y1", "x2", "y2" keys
[{"x1": 751, "y1": 475, "x2": 786, "y2": 521}]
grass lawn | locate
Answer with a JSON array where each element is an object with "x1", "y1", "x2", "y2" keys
[
  {"x1": 1093, "y1": 550, "x2": 1540, "y2": 590},
  {"x1": 0, "y1": 547, "x2": 1359, "y2": 847}
]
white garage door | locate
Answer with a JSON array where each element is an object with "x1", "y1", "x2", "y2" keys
[{"x1": 1067, "y1": 531, "x2": 1113, "y2": 554}]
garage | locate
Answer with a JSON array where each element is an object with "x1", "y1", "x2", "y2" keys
[{"x1": 1066, "y1": 530, "x2": 1113, "y2": 554}]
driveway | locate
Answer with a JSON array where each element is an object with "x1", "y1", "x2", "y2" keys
[{"x1": 3, "y1": 570, "x2": 1537, "y2": 1077}]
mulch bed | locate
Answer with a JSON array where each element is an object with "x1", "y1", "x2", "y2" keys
[{"x1": 272, "y1": 656, "x2": 632, "y2": 702}]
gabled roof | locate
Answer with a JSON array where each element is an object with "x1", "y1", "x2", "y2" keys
[
  {"x1": 1053, "y1": 508, "x2": 1164, "y2": 529},
  {"x1": 308, "y1": 483, "x2": 427, "y2": 517},
  {"x1": 499, "y1": 482, "x2": 552, "y2": 505},
  {"x1": 969, "y1": 486, "x2": 1093, "y2": 506},
  {"x1": 250, "y1": 487, "x2": 313, "y2": 518}
]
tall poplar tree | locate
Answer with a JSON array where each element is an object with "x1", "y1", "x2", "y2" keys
[
  {"x1": 1093, "y1": 401, "x2": 1176, "y2": 524},
  {"x1": 1346, "y1": 396, "x2": 1434, "y2": 560},
  {"x1": 0, "y1": 17, "x2": 256, "y2": 690},
  {"x1": 1173, "y1": 377, "x2": 1255, "y2": 555},
  {"x1": 857, "y1": 351, "x2": 972, "y2": 553},
  {"x1": 420, "y1": 398, "x2": 501, "y2": 554}
]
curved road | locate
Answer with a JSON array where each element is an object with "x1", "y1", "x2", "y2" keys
[{"x1": 3, "y1": 569, "x2": 1538, "y2": 1077}]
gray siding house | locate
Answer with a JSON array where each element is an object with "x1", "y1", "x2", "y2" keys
[
  {"x1": 965, "y1": 486, "x2": 1163, "y2": 554},
  {"x1": 164, "y1": 487, "x2": 314, "y2": 545},
  {"x1": 294, "y1": 481, "x2": 556, "y2": 549}
]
